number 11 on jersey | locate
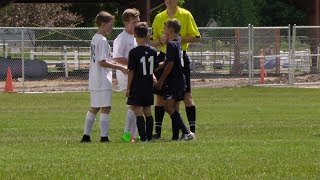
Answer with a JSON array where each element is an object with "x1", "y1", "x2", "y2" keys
[{"x1": 140, "y1": 56, "x2": 154, "y2": 76}]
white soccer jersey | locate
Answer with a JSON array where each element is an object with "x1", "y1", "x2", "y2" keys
[
  {"x1": 89, "y1": 33, "x2": 113, "y2": 91},
  {"x1": 113, "y1": 30, "x2": 137, "y2": 91},
  {"x1": 113, "y1": 30, "x2": 137, "y2": 59}
]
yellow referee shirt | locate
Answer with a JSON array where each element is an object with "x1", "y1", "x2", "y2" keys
[{"x1": 152, "y1": 6, "x2": 201, "y2": 53}]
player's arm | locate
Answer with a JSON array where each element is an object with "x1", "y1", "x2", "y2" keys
[
  {"x1": 181, "y1": 36, "x2": 200, "y2": 44},
  {"x1": 156, "y1": 61, "x2": 173, "y2": 90},
  {"x1": 181, "y1": 12, "x2": 201, "y2": 44},
  {"x1": 113, "y1": 57, "x2": 128, "y2": 65},
  {"x1": 155, "y1": 61, "x2": 166, "y2": 72},
  {"x1": 99, "y1": 60, "x2": 128, "y2": 75},
  {"x1": 113, "y1": 36, "x2": 128, "y2": 65},
  {"x1": 126, "y1": 70, "x2": 134, "y2": 97},
  {"x1": 150, "y1": 35, "x2": 167, "y2": 47},
  {"x1": 149, "y1": 16, "x2": 167, "y2": 47}
]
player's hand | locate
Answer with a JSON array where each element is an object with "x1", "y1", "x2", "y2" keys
[
  {"x1": 156, "y1": 80, "x2": 163, "y2": 90},
  {"x1": 160, "y1": 35, "x2": 167, "y2": 45},
  {"x1": 153, "y1": 76, "x2": 157, "y2": 86},
  {"x1": 120, "y1": 66, "x2": 128, "y2": 75},
  {"x1": 126, "y1": 89, "x2": 130, "y2": 98}
]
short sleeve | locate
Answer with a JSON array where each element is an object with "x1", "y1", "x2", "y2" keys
[
  {"x1": 165, "y1": 42, "x2": 176, "y2": 62},
  {"x1": 112, "y1": 36, "x2": 125, "y2": 58},
  {"x1": 187, "y1": 12, "x2": 201, "y2": 37},
  {"x1": 151, "y1": 15, "x2": 160, "y2": 40},
  {"x1": 153, "y1": 51, "x2": 159, "y2": 69},
  {"x1": 128, "y1": 50, "x2": 136, "y2": 71},
  {"x1": 97, "y1": 39, "x2": 108, "y2": 62}
]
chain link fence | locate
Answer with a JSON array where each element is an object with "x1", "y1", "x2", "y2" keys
[
  {"x1": 292, "y1": 26, "x2": 320, "y2": 85},
  {"x1": 0, "y1": 26, "x2": 320, "y2": 92}
]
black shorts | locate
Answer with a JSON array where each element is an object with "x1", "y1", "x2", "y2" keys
[
  {"x1": 182, "y1": 51, "x2": 191, "y2": 93},
  {"x1": 154, "y1": 52, "x2": 166, "y2": 96},
  {"x1": 127, "y1": 95, "x2": 154, "y2": 107},
  {"x1": 127, "y1": 91, "x2": 154, "y2": 106},
  {"x1": 163, "y1": 85, "x2": 185, "y2": 102}
]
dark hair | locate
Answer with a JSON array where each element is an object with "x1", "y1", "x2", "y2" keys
[
  {"x1": 95, "y1": 11, "x2": 115, "y2": 27},
  {"x1": 165, "y1": 18, "x2": 181, "y2": 34},
  {"x1": 122, "y1": 8, "x2": 140, "y2": 23},
  {"x1": 134, "y1": 22, "x2": 149, "y2": 38}
]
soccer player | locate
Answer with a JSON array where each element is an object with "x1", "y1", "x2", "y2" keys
[
  {"x1": 113, "y1": 8, "x2": 140, "y2": 141},
  {"x1": 155, "y1": 19, "x2": 195, "y2": 141},
  {"x1": 151, "y1": 0, "x2": 201, "y2": 139},
  {"x1": 80, "y1": 11, "x2": 128, "y2": 143},
  {"x1": 126, "y1": 22, "x2": 159, "y2": 142}
]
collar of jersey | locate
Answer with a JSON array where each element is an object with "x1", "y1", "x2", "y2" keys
[{"x1": 164, "y1": 6, "x2": 182, "y2": 18}]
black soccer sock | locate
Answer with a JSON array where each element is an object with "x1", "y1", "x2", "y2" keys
[
  {"x1": 136, "y1": 116, "x2": 146, "y2": 141},
  {"x1": 170, "y1": 113, "x2": 180, "y2": 140},
  {"x1": 186, "y1": 106, "x2": 196, "y2": 133},
  {"x1": 171, "y1": 111, "x2": 190, "y2": 135},
  {"x1": 146, "y1": 116, "x2": 154, "y2": 141},
  {"x1": 155, "y1": 106, "x2": 165, "y2": 136}
]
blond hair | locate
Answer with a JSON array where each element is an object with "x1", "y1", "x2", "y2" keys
[
  {"x1": 95, "y1": 11, "x2": 115, "y2": 27},
  {"x1": 122, "y1": 8, "x2": 140, "y2": 23}
]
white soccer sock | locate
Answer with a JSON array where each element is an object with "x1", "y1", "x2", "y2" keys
[
  {"x1": 100, "y1": 113, "x2": 110, "y2": 137},
  {"x1": 124, "y1": 108, "x2": 135, "y2": 133},
  {"x1": 130, "y1": 115, "x2": 137, "y2": 137},
  {"x1": 84, "y1": 111, "x2": 96, "y2": 136}
]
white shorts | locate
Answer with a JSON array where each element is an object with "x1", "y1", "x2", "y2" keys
[
  {"x1": 90, "y1": 90, "x2": 112, "y2": 108},
  {"x1": 116, "y1": 70, "x2": 128, "y2": 91}
]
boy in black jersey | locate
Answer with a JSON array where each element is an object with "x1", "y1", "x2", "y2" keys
[
  {"x1": 127, "y1": 22, "x2": 159, "y2": 142},
  {"x1": 156, "y1": 19, "x2": 195, "y2": 141}
]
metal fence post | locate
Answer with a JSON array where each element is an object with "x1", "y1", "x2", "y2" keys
[
  {"x1": 22, "y1": 28, "x2": 25, "y2": 93},
  {"x1": 248, "y1": 24, "x2": 253, "y2": 85},
  {"x1": 63, "y1": 45, "x2": 69, "y2": 79},
  {"x1": 289, "y1": 24, "x2": 295, "y2": 85},
  {"x1": 251, "y1": 25, "x2": 255, "y2": 85}
]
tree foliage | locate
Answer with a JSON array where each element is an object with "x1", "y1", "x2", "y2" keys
[
  {"x1": 183, "y1": 0, "x2": 307, "y2": 27},
  {"x1": 0, "y1": 3, "x2": 83, "y2": 27}
]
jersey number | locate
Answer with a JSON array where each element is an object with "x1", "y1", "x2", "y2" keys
[
  {"x1": 140, "y1": 56, "x2": 154, "y2": 76},
  {"x1": 180, "y1": 50, "x2": 184, "y2": 67},
  {"x1": 91, "y1": 44, "x2": 95, "y2": 62}
]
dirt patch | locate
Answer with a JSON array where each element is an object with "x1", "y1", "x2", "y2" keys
[{"x1": 2, "y1": 74, "x2": 320, "y2": 92}]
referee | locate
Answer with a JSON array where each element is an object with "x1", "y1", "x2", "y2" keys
[{"x1": 150, "y1": 0, "x2": 201, "y2": 139}]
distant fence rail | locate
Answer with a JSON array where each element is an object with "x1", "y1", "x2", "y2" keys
[{"x1": 0, "y1": 25, "x2": 320, "y2": 92}]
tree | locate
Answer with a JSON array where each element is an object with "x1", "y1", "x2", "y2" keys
[
  {"x1": 0, "y1": 3, "x2": 83, "y2": 27},
  {"x1": 183, "y1": 0, "x2": 306, "y2": 27},
  {"x1": 70, "y1": 3, "x2": 123, "y2": 27}
]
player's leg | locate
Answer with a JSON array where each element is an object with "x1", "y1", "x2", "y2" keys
[
  {"x1": 143, "y1": 106, "x2": 154, "y2": 141},
  {"x1": 153, "y1": 52, "x2": 166, "y2": 139},
  {"x1": 183, "y1": 52, "x2": 197, "y2": 133},
  {"x1": 164, "y1": 99, "x2": 181, "y2": 140},
  {"x1": 116, "y1": 70, "x2": 136, "y2": 135},
  {"x1": 100, "y1": 106, "x2": 111, "y2": 142},
  {"x1": 98, "y1": 90, "x2": 112, "y2": 142},
  {"x1": 131, "y1": 106, "x2": 147, "y2": 142},
  {"x1": 154, "y1": 95, "x2": 165, "y2": 139},
  {"x1": 81, "y1": 107, "x2": 100, "y2": 143}
]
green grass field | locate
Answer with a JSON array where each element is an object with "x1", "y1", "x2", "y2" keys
[{"x1": 0, "y1": 87, "x2": 320, "y2": 179}]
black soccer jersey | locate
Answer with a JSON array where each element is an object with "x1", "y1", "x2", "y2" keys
[
  {"x1": 127, "y1": 45, "x2": 159, "y2": 106},
  {"x1": 164, "y1": 40, "x2": 186, "y2": 91}
]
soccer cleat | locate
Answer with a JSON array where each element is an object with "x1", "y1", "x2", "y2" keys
[
  {"x1": 179, "y1": 134, "x2": 188, "y2": 141},
  {"x1": 100, "y1": 136, "x2": 110, "y2": 142},
  {"x1": 80, "y1": 135, "x2": 91, "y2": 143},
  {"x1": 121, "y1": 132, "x2": 131, "y2": 142},
  {"x1": 171, "y1": 136, "x2": 179, "y2": 141},
  {"x1": 184, "y1": 132, "x2": 195, "y2": 141},
  {"x1": 152, "y1": 133, "x2": 161, "y2": 140}
]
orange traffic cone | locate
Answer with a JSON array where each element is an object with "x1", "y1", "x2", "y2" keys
[{"x1": 4, "y1": 67, "x2": 14, "y2": 92}]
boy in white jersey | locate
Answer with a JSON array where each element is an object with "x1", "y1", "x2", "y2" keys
[
  {"x1": 81, "y1": 11, "x2": 128, "y2": 143},
  {"x1": 113, "y1": 8, "x2": 140, "y2": 141}
]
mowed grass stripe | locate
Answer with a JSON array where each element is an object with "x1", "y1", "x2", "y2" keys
[{"x1": 0, "y1": 87, "x2": 319, "y2": 178}]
